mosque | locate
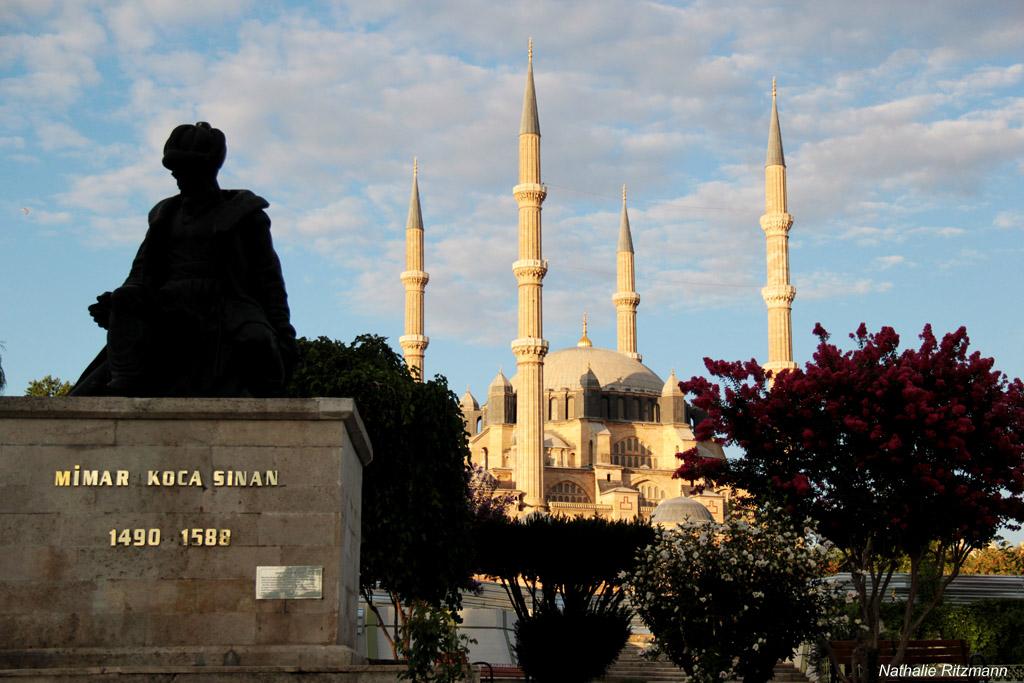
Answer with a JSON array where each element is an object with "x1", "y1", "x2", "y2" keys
[{"x1": 397, "y1": 43, "x2": 797, "y2": 523}]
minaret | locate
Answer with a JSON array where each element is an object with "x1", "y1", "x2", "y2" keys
[
  {"x1": 613, "y1": 184, "x2": 641, "y2": 361},
  {"x1": 511, "y1": 39, "x2": 548, "y2": 510},
  {"x1": 760, "y1": 79, "x2": 797, "y2": 375},
  {"x1": 400, "y1": 158, "x2": 429, "y2": 380}
]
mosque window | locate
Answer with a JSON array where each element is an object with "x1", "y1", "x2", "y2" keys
[
  {"x1": 547, "y1": 480, "x2": 590, "y2": 504},
  {"x1": 602, "y1": 397, "x2": 610, "y2": 418},
  {"x1": 482, "y1": 447, "x2": 489, "y2": 469},
  {"x1": 475, "y1": 416, "x2": 482, "y2": 434},
  {"x1": 616, "y1": 397, "x2": 625, "y2": 419},
  {"x1": 636, "y1": 482, "x2": 665, "y2": 507},
  {"x1": 653, "y1": 402, "x2": 661, "y2": 422},
  {"x1": 566, "y1": 396, "x2": 575, "y2": 420},
  {"x1": 611, "y1": 437, "x2": 653, "y2": 468}
]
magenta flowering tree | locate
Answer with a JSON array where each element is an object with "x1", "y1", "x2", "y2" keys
[{"x1": 677, "y1": 324, "x2": 1024, "y2": 679}]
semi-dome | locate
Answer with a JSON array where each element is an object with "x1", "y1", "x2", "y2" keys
[
  {"x1": 511, "y1": 346, "x2": 664, "y2": 394},
  {"x1": 650, "y1": 496, "x2": 714, "y2": 526}
]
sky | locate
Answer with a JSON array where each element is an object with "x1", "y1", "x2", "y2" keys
[{"x1": 2, "y1": 1, "x2": 1024, "y2": 527}]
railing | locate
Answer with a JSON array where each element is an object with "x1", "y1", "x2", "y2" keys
[{"x1": 829, "y1": 573, "x2": 1024, "y2": 604}]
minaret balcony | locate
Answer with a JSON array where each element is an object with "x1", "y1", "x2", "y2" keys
[
  {"x1": 613, "y1": 292, "x2": 640, "y2": 307},
  {"x1": 399, "y1": 334, "x2": 430, "y2": 352},
  {"x1": 760, "y1": 284, "x2": 796, "y2": 307},
  {"x1": 400, "y1": 270, "x2": 430, "y2": 287},
  {"x1": 513, "y1": 183, "x2": 547, "y2": 203},
  {"x1": 511, "y1": 337, "x2": 549, "y2": 359},
  {"x1": 759, "y1": 212, "x2": 794, "y2": 235},
  {"x1": 512, "y1": 259, "x2": 548, "y2": 281}
]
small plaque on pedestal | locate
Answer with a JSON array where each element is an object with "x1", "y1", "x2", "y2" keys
[{"x1": 256, "y1": 565, "x2": 324, "y2": 600}]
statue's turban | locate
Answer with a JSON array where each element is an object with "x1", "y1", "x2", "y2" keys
[{"x1": 162, "y1": 122, "x2": 226, "y2": 172}]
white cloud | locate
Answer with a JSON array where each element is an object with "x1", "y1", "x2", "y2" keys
[
  {"x1": 796, "y1": 271, "x2": 893, "y2": 300},
  {"x1": 0, "y1": 136, "x2": 25, "y2": 150},
  {"x1": 0, "y1": 5, "x2": 106, "y2": 109},
  {"x1": 4, "y1": 2, "x2": 1024, "y2": 354},
  {"x1": 994, "y1": 211, "x2": 1023, "y2": 230},
  {"x1": 25, "y1": 208, "x2": 71, "y2": 225},
  {"x1": 35, "y1": 120, "x2": 90, "y2": 152},
  {"x1": 940, "y1": 63, "x2": 1024, "y2": 96},
  {"x1": 874, "y1": 255, "x2": 908, "y2": 270},
  {"x1": 936, "y1": 248, "x2": 988, "y2": 270}
]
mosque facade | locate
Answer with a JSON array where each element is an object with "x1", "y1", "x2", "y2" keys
[{"x1": 399, "y1": 44, "x2": 796, "y2": 522}]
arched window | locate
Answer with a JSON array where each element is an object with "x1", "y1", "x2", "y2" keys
[
  {"x1": 632, "y1": 398, "x2": 641, "y2": 420},
  {"x1": 482, "y1": 447, "x2": 489, "y2": 469},
  {"x1": 566, "y1": 396, "x2": 575, "y2": 420},
  {"x1": 546, "y1": 480, "x2": 591, "y2": 504},
  {"x1": 636, "y1": 481, "x2": 665, "y2": 507},
  {"x1": 588, "y1": 440, "x2": 594, "y2": 466},
  {"x1": 616, "y1": 397, "x2": 625, "y2": 420},
  {"x1": 548, "y1": 397, "x2": 555, "y2": 420},
  {"x1": 475, "y1": 416, "x2": 482, "y2": 434},
  {"x1": 602, "y1": 397, "x2": 610, "y2": 418},
  {"x1": 612, "y1": 437, "x2": 653, "y2": 469},
  {"x1": 653, "y1": 403, "x2": 661, "y2": 423}
]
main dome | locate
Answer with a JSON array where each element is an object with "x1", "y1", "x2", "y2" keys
[{"x1": 511, "y1": 346, "x2": 664, "y2": 394}]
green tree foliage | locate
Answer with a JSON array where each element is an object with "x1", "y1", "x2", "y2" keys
[
  {"x1": 678, "y1": 324, "x2": 1024, "y2": 679},
  {"x1": 286, "y1": 335, "x2": 474, "y2": 659},
  {"x1": 25, "y1": 375, "x2": 72, "y2": 397},
  {"x1": 474, "y1": 514, "x2": 654, "y2": 683},
  {"x1": 878, "y1": 599, "x2": 1024, "y2": 663},
  {"x1": 961, "y1": 540, "x2": 1024, "y2": 575},
  {"x1": 397, "y1": 601, "x2": 475, "y2": 683},
  {"x1": 627, "y1": 504, "x2": 847, "y2": 683}
]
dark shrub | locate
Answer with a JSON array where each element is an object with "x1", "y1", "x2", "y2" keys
[{"x1": 514, "y1": 606, "x2": 631, "y2": 683}]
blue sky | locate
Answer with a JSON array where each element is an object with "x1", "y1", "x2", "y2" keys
[{"x1": 2, "y1": 2, "x2": 1024, "y2": 536}]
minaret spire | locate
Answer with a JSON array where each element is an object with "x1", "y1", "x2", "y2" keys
[
  {"x1": 400, "y1": 157, "x2": 429, "y2": 380},
  {"x1": 760, "y1": 80, "x2": 796, "y2": 375},
  {"x1": 520, "y1": 38, "x2": 540, "y2": 136},
  {"x1": 511, "y1": 39, "x2": 548, "y2": 511},
  {"x1": 613, "y1": 183, "x2": 641, "y2": 361},
  {"x1": 767, "y1": 78, "x2": 785, "y2": 167}
]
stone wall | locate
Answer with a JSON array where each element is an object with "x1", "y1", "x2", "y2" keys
[{"x1": 0, "y1": 397, "x2": 371, "y2": 670}]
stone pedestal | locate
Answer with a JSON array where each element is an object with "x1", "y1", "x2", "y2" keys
[{"x1": 0, "y1": 397, "x2": 372, "y2": 674}]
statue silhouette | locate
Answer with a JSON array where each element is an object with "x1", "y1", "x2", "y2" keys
[{"x1": 71, "y1": 122, "x2": 297, "y2": 397}]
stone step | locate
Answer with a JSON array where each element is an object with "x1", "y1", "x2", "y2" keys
[{"x1": 599, "y1": 648, "x2": 812, "y2": 683}]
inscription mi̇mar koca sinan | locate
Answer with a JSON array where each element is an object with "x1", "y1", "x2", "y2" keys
[
  {"x1": 53, "y1": 465, "x2": 280, "y2": 487},
  {"x1": 52, "y1": 466, "x2": 281, "y2": 549}
]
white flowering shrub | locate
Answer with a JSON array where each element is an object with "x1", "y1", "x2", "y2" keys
[{"x1": 625, "y1": 504, "x2": 847, "y2": 683}]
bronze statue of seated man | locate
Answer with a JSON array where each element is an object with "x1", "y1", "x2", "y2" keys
[{"x1": 71, "y1": 122, "x2": 297, "y2": 398}]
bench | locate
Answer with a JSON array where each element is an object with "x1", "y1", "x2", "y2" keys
[
  {"x1": 474, "y1": 661, "x2": 528, "y2": 681},
  {"x1": 828, "y1": 640, "x2": 987, "y2": 683}
]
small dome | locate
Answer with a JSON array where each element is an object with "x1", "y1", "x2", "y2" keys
[
  {"x1": 489, "y1": 369, "x2": 512, "y2": 393},
  {"x1": 650, "y1": 496, "x2": 713, "y2": 526},
  {"x1": 460, "y1": 387, "x2": 479, "y2": 411},
  {"x1": 512, "y1": 347, "x2": 663, "y2": 394}
]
